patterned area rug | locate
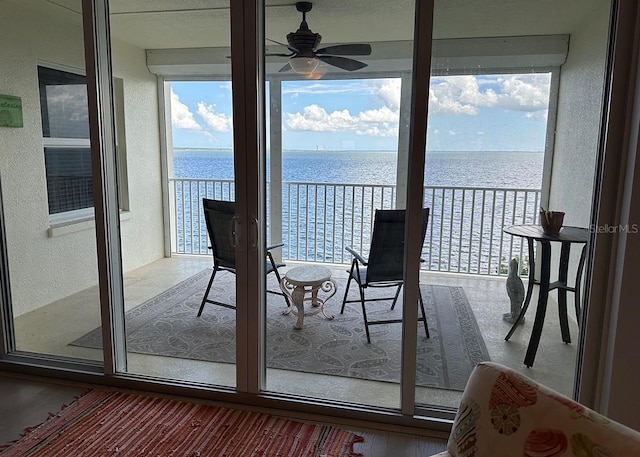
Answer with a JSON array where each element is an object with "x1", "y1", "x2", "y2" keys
[
  {"x1": 0, "y1": 390, "x2": 363, "y2": 456},
  {"x1": 72, "y1": 269, "x2": 490, "y2": 390}
]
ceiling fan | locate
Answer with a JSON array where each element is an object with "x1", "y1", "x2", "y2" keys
[{"x1": 268, "y1": 2, "x2": 372, "y2": 75}]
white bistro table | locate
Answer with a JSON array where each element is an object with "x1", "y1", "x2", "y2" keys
[{"x1": 279, "y1": 265, "x2": 337, "y2": 329}]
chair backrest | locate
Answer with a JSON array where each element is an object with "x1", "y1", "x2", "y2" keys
[
  {"x1": 202, "y1": 198, "x2": 236, "y2": 269},
  {"x1": 365, "y1": 208, "x2": 430, "y2": 284}
]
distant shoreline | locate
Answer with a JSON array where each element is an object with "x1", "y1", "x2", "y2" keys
[{"x1": 173, "y1": 147, "x2": 544, "y2": 154}]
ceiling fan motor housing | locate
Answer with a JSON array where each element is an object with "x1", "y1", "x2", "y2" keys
[{"x1": 287, "y1": 29, "x2": 322, "y2": 53}]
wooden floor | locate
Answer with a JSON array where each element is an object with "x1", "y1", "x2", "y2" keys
[{"x1": 0, "y1": 373, "x2": 447, "y2": 456}]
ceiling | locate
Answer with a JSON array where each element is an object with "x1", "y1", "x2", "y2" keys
[{"x1": 40, "y1": 0, "x2": 606, "y2": 51}]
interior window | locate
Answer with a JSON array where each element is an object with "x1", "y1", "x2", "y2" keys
[
  {"x1": 38, "y1": 66, "x2": 92, "y2": 217},
  {"x1": 38, "y1": 66, "x2": 130, "y2": 222}
]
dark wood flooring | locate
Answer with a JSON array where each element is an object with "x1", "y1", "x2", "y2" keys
[{"x1": 0, "y1": 373, "x2": 447, "y2": 456}]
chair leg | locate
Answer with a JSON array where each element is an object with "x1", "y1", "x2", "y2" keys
[
  {"x1": 418, "y1": 289, "x2": 429, "y2": 338},
  {"x1": 574, "y1": 244, "x2": 587, "y2": 327},
  {"x1": 358, "y1": 285, "x2": 371, "y2": 344},
  {"x1": 197, "y1": 266, "x2": 218, "y2": 317},
  {"x1": 341, "y1": 260, "x2": 356, "y2": 314},
  {"x1": 268, "y1": 253, "x2": 291, "y2": 308},
  {"x1": 389, "y1": 284, "x2": 403, "y2": 310}
]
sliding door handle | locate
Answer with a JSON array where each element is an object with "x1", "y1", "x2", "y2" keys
[
  {"x1": 250, "y1": 217, "x2": 259, "y2": 249},
  {"x1": 230, "y1": 216, "x2": 239, "y2": 248}
]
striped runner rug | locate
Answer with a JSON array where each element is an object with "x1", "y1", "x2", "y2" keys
[{"x1": 0, "y1": 390, "x2": 363, "y2": 456}]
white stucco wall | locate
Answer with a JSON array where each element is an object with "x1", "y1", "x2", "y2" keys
[
  {"x1": 550, "y1": 3, "x2": 611, "y2": 226},
  {"x1": 541, "y1": 3, "x2": 611, "y2": 293},
  {"x1": 0, "y1": 2, "x2": 164, "y2": 316},
  {"x1": 110, "y1": 39, "x2": 166, "y2": 274}
]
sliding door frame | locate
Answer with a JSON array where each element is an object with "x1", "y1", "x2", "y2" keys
[
  {"x1": 400, "y1": 0, "x2": 435, "y2": 416},
  {"x1": 230, "y1": 0, "x2": 266, "y2": 394},
  {"x1": 83, "y1": 0, "x2": 126, "y2": 375},
  {"x1": 4, "y1": 0, "x2": 639, "y2": 433}
]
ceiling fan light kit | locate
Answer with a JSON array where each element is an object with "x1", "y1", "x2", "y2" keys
[
  {"x1": 289, "y1": 56, "x2": 320, "y2": 74},
  {"x1": 267, "y1": 1, "x2": 372, "y2": 76}
]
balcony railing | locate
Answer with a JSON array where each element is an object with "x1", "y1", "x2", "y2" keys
[{"x1": 170, "y1": 178, "x2": 540, "y2": 276}]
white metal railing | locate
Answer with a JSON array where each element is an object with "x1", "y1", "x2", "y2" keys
[{"x1": 170, "y1": 178, "x2": 540, "y2": 276}]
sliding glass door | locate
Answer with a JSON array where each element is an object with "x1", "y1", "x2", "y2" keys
[
  {"x1": 107, "y1": 4, "x2": 236, "y2": 386},
  {"x1": 1, "y1": 0, "x2": 626, "y2": 430},
  {"x1": 262, "y1": 0, "x2": 430, "y2": 411},
  {"x1": 2, "y1": 0, "x2": 103, "y2": 365},
  {"x1": 416, "y1": 0, "x2": 613, "y2": 409}
]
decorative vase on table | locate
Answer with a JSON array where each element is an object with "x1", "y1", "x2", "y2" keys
[{"x1": 540, "y1": 207, "x2": 565, "y2": 234}]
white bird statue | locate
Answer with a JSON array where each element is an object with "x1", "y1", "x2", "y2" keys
[{"x1": 503, "y1": 258, "x2": 525, "y2": 324}]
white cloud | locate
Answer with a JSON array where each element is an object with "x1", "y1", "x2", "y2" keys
[
  {"x1": 282, "y1": 81, "x2": 376, "y2": 95},
  {"x1": 376, "y1": 79, "x2": 401, "y2": 110},
  {"x1": 284, "y1": 80, "x2": 401, "y2": 137},
  {"x1": 285, "y1": 104, "x2": 398, "y2": 137},
  {"x1": 429, "y1": 74, "x2": 550, "y2": 117},
  {"x1": 196, "y1": 102, "x2": 233, "y2": 132},
  {"x1": 497, "y1": 75, "x2": 549, "y2": 111},
  {"x1": 170, "y1": 89, "x2": 202, "y2": 130},
  {"x1": 448, "y1": 130, "x2": 457, "y2": 136},
  {"x1": 282, "y1": 73, "x2": 549, "y2": 138}
]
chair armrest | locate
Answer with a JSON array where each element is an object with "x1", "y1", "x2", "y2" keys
[
  {"x1": 267, "y1": 243, "x2": 284, "y2": 251},
  {"x1": 345, "y1": 246, "x2": 368, "y2": 266}
]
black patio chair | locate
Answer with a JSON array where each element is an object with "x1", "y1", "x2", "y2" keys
[
  {"x1": 197, "y1": 198, "x2": 290, "y2": 316},
  {"x1": 340, "y1": 208, "x2": 430, "y2": 343}
]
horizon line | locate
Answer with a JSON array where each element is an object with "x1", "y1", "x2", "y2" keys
[{"x1": 173, "y1": 147, "x2": 544, "y2": 154}]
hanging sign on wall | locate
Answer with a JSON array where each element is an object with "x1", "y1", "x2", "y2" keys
[{"x1": 0, "y1": 94, "x2": 23, "y2": 128}]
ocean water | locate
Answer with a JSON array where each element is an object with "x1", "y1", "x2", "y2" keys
[
  {"x1": 173, "y1": 149, "x2": 543, "y2": 189},
  {"x1": 172, "y1": 149, "x2": 543, "y2": 273}
]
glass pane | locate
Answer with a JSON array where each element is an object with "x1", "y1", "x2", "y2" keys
[
  {"x1": 44, "y1": 147, "x2": 93, "y2": 214},
  {"x1": 38, "y1": 66, "x2": 90, "y2": 139},
  {"x1": 418, "y1": 0, "x2": 612, "y2": 408},
  {"x1": 4, "y1": 0, "x2": 101, "y2": 363},
  {"x1": 263, "y1": 2, "x2": 417, "y2": 410},
  {"x1": 107, "y1": 4, "x2": 235, "y2": 386}
]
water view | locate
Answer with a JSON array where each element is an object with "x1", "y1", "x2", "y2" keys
[
  {"x1": 173, "y1": 149, "x2": 544, "y2": 189},
  {"x1": 171, "y1": 149, "x2": 543, "y2": 275}
]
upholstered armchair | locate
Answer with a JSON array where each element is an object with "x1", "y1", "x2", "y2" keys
[{"x1": 431, "y1": 362, "x2": 640, "y2": 456}]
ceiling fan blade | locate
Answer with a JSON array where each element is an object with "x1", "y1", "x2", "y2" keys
[
  {"x1": 278, "y1": 62, "x2": 292, "y2": 73},
  {"x1": 318, "y1": 55, "x2": 368, "y2": 71},
  {"x1": 266, "y1": 37, "x2": 298, "y2": 53},
  {"x1": 316, "y1": 44, "x2": 372, "y2": 56},
  {"x1": 265, "y1": 52, "x2": 295, "y2": 57}
]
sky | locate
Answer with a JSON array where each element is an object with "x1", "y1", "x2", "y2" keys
[{"x1": 169, "y1": 73, "x2": 551, "y2": 152}]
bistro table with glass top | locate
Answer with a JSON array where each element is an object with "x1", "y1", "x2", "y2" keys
[{"x1": 503, "y1": 224, "x2": 589, "y2": 367}]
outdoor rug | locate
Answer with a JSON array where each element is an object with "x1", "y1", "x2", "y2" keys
[
  {"x1": 72, "y1": 269, "x2": 490, "y2": 391},
  {"x1": 0, "y1": 389, "x2": 363, "y2": 457}
]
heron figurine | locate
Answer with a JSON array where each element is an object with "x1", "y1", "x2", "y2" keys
[{"x1": 504, "y1": 257, "x2": 525, "y2": 324}]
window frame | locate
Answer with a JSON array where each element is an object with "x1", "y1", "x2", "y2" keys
[{"x1": 38, "y1": 64, "x2": 129, "y2": 229}]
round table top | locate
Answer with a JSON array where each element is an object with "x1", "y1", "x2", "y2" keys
[
  {"x1": 504, "y1": 224, "x2": 589, "y2": 243},
  {"x1": 284, "y1": 265, "x2": 332, "y2": 286}
]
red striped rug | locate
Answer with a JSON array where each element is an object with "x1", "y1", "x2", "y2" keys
[{"x1": 0, "y1": 390, "x2": 363, "y2": 456}]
